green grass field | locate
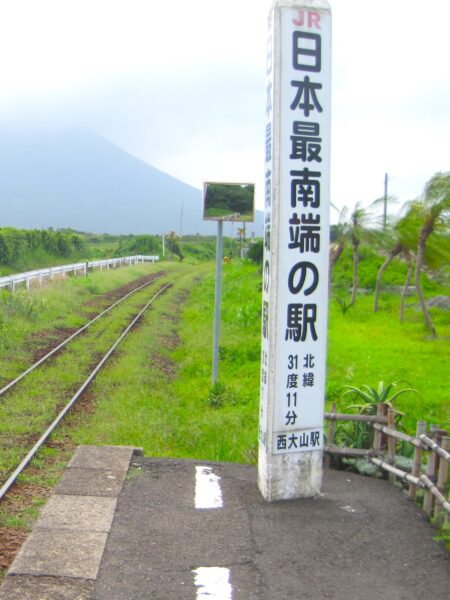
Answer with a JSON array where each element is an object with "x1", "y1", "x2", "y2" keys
[
  {"x1": 46, "y1": 259, "x2": 449, "y2": 462},
  {"x1": 1, "y1": 258, "x2": 448, "y2": 459},
  {"x1": 327, "y1": 293, "x2": 449, "y2": 431}
]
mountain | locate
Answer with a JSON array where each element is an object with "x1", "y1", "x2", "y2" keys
[{"x1": 0, "y1": 130, "x2": 263, "y2": 236}]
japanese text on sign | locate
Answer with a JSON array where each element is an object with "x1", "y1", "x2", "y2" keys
[{"x1": 260, "y1": 4, "x2": 330, "y2": 456}]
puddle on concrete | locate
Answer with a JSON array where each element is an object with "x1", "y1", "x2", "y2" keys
[
  {"x1": 195, "y1": 466, "x2": 223, "y2": 509},
  {"x1": 193, "y1": 567, "x2": 232, "y2": 599}
]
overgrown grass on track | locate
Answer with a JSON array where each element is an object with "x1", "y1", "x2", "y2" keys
[
  {"x1": 0, "y1": 262, "x2": 177, "y2": 383},
  {"x1": 0, "y1": 272, "x2": 179, "y2": 481},
  {"x1": 58, "y1": 262, "x2": 262, "y2": 463}
]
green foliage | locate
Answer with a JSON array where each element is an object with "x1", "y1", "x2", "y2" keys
[
  {"x1": 116, "y1": 234, "x2": 161, "y2": 256},
  {"x1": 433, "y1": 522, "x2": 450, "y2": 551},
  {"x1": 331, "y1": 245, "x2": 443, "y2": 292},
  {"x1": 0, "y1": 227, "x2": 88, "y2": 274},
  {"x1": 327, "y1": 293, "x2": 449, "y2": 432},
  {"x1": 80, "y1": 233, "x2": 238, "y2": 265},
  {"x1": 207, "y1": 382, "x2": 238, "y2": 409},
  {"x1": 0, "y1": 229, "x2": 230, "y2": 271},
  {"x1": 178, "y1": 236, "x2": 218, "y2": 261},
  {"x1": 341, "y1": 458, "x2": 381, "y2": 477},
  {"x1": 330, "y1": 224, "x2": 340, "y2": 243},
  {"x1": 246, "y1": 239, "x2": 264, "y2": 264},
  {"x1": 331, "y1": 382, "x2": 416, "y2": 458},
  {"x1": 80, "y1": 232, "x2": 124, "y2": 258},
  {"x1": 333, "y1": 418, "x2": 374, "y2": 450},
  {"x1": 166, "y1": 233, "x2": 184, "y2": 262},
  {"x1": 204, "y1": 182, "x2": 254, "y2": 220},
  {"x1": 0, "y1": 235, "x2": 9, "y2": 263},
  {"x1": 341, "y1": 380, "x2": 418, "y2": 412},
  {"x1": 334, "y1": 293, "x2": 354, "y2": 315}
]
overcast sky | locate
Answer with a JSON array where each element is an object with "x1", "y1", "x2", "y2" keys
[{"x1": 0, "y1": 0, "x2": 448, "y2": 221}]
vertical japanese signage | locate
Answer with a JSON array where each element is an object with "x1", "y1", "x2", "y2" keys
[{"x1": 258, "y1": 0, "x2": 331, "y2": 501}]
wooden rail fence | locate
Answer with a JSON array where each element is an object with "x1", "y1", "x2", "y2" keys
[{"x1": 324, "y1": 403, "x2": 449, "y2": 523}]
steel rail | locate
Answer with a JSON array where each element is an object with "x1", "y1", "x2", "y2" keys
[
  {"x1": 0, "y1": 282, "x2": 171, "y2": 502},
  {"x1": 0, "y1": 274, "x2": 164, "y2": 401}
]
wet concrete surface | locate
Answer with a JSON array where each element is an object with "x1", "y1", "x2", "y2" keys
[{"x1": 1, "y1": 447, "x2": 448, "y2": 599}]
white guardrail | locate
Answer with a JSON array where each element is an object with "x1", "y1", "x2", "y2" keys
[{"x1": 0, "y1": 255, "x2": 159, "y2": 292}]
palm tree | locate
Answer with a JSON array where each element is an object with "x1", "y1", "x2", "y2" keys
[
  {"x1": 373, "y1": 207, "x2": 411, "y2": 314},
  {"x1": 399, "y1": 247, "x2": 413, "y2": 323},
  {"x1": 167, "y1": 231, "x2": 184, "y2": 262},
  {"x1": 348, "y1": 202, "x2": 381, "y2": 303},
  {"x1": 373, "y1": 240, "x2": 404, "y2": 312},
  {"x1": 329, "y1": 205, "x2": 348, "y2": 277},
  {"x1": 329, "y1": 202, "x2": 381, "y2": 303},
  {"x1": 406, "y1": 172, "x2": 450, "y2": 337}
]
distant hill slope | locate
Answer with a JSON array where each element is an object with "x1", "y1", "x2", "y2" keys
[{"x1": 0, "y1": 130, "x2": 263, "y2": 236}]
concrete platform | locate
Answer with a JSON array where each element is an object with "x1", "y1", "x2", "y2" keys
[{"x1": 1, "y1": 446, "x2": 449, "y2": 599}]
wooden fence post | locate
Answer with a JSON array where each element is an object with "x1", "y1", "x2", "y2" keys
[
  {"x1": 423, "y1": 425, "x2": 440, "y2": 517},
  {"x1": 433, "y1": 435, "x2": 449, "y2": 521},
  {"x1": 372, "y1": 403, "x2": 384, "y2": 455},
  {"x1": 325, "y1": 403, "x2": 336, "y2": 469},
  {"x1": 379, "y1": 403, "x2": 388, "y2": 452},
  {"x1": 387, "y1": 409, "x2": 396, "y2": 484},
  {"x1": 409, "y1": 421, "x2": 426, "y2": 501}
]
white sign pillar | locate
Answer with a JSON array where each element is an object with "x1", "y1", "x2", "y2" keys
[{"x1": 258, "y1": 0, "x2": 331, "y2": 501}]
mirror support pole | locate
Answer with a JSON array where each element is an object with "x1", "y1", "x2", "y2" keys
[{"x1": 212, "y1": 220, "x2": 223, "y2": 385}]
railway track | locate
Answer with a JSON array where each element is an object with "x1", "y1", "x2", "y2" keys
[
  {"x1": 0, "y1": 275, "x2": 172, "y2": 502},
  {"x1": 0, "y1": 272, "x2": 165, "y2": 400}
]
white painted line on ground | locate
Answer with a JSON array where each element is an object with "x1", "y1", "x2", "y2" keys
[
  {"x1": 195, "y1": 466, "x2": 223, "y2": 509},
  {"x1": 193, "y1": 567, "x2": 232, "y2": 599}
]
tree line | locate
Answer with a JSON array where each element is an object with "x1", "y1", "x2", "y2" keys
[{"x1": 0, "y1": 228, "x2": 88, "y2": 273}]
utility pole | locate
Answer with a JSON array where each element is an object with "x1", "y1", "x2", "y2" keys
[{"x1": 179, "y1": 201, "x2": 184, "y2": 238}]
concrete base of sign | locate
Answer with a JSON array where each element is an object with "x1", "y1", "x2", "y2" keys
[{"x1": 258, "y1": 448, "x2": 322, "y2": 501}]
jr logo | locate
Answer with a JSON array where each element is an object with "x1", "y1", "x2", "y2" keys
[{"x1": 293, "y1": 9, "x2": 321, "y2": 29}]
